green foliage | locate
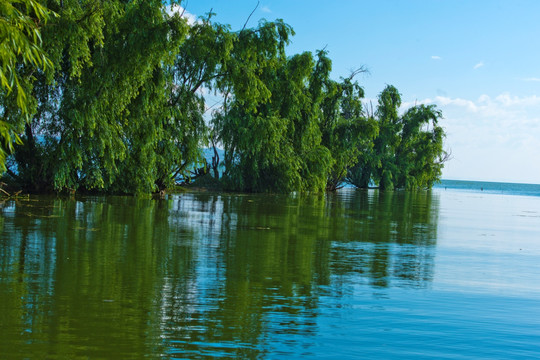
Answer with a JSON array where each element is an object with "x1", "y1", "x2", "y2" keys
[
  {"x1": 1, "y1": 3, "x2": 447, "y2": 194},
  {"x1": 214, "y1": 29, "x2": 337, "y2": 193},
  {"x1": 394, "y1": 104, "x2": 446, "y2": 189},
  {"x1": 0, "y1": 0, "x2": 52, "y2": 108},
  {"x1": 155, "y1": 13, "x2": 234, "y2": 190},
  {"x1": 347, "y1": 85, "x2": 447, "y2": 190},
  {"x1": 7, "y1": 0, "x2": 190, "y2": 193},
  {"x1": 0, "y1": 0, "x2": 53, "y2": 173},
  {"x1": 320, "y1": 73, "x2": 378, "y2": 191}
]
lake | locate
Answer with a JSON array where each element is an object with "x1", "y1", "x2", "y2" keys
[{"x1": 1, "y1": 182, "x2": 540, "y2": 359}]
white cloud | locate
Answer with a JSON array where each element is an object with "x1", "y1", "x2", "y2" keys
[
  {"x1": 523, "y1": 77, "x2": 540, "y2": 82},
  {"x1": 423, "y1": 94, "x2": 540, "y2": 121},
  {"x1": 494, "y1": 93, "x2": 540, "y2": 107},
  {"x1": 369, "y1": 93, "x2": 540, "y2": 182},
  {"x1": 261, "y1": 6, "x2": 272, "y2": 13},
  {"x1": 473, "y1": 61, "x2": 484, "y2": 69},
  {"x1": 431, "y1": 55, "x2": 442, "y2": 60},
  {"x1": 167, "y1": 4, "x2": 197, "y2": 25},
  {"x1": 413, "y1": 93, "x2": 540, "y2": 183},
  {"x1": 435, "y1": 96, "x2": 479, "y2": 112}
]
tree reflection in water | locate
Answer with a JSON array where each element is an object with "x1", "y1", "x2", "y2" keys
[{"x1": 0, "y1": 189, "x2": 439, "y2": 358}]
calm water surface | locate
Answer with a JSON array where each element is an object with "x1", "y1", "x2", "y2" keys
[{"x1": 1, "y1": 186, "x2": 540, "y2": 359}]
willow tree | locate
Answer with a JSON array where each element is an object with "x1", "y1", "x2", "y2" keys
[
  {"x1": 345, "y1": 111, "x2": 379, "y2": 189},
  {"x1": 7, "y1": 0, "x2": 189, "y2": 193},
  {"x1": 214, "y1": 24, "x2": 333, "y2": 193},
  {"x1": 372, "y1": 85, "x2": 403, "y2": 190},
  {"x1": 2, "y1": 2, "x2": 447, "y2": 195},
  {"x1": 393, "y1": 104, "x2": 446, "y2": 189},
  {"x1": 320, "y1": 72, "x2": 378, "y2": 191},
  {"x1": 347, "y1": 85, "x2": 447, "y2": 190},
  {"x1": 154, "y1": 13, "x2": 234, "y2": 189},
  {"x1": 213, "y1": 20, "x2": 297, "y2": 192}
]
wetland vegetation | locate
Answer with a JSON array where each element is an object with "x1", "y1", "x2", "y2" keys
[{"x1": 1, "y1": 0, "x2": 447, "y2": 195}]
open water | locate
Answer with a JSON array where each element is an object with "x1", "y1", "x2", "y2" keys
[{"x1": 1, "y1": 181, "x2": 540, "y2": 359}]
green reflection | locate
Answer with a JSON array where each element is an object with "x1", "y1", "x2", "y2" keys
[{"x1": 0, "y1": 190, "x2": 439, "y2": 359}]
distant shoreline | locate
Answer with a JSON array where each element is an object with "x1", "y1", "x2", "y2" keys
[
  {"x1": 439, "y1": 179, "x2": 540, "y2": 186},
  {"x1": 434, "y1": 179, "x2": 540, "y2": 197}
]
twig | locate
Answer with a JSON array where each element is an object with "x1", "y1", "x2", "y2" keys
[
  {"x1": 347, "y1": 66, "x2": 369, "y2": 81},
  {"x1": 180, "y1": 0, "x2": 188, "y2": 17},
  {"x1": 241, "y1": 1, "x2": 260, "y2": 32}
]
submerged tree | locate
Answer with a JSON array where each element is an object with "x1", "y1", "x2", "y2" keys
[
  {"x1": 1, "y1": 2, "x2": 447, "y2": 194},
  {"x1": 320, "y1": 71, "x2": 378, "y2": 191},
  {"x1": 155, "y1": 13, "x2": 234, "y2": 189},
  {"x1": 347, "y1": 85, "x2": 447, "y2": 190},
  {"x1": 393, "y1": 104, "x2": 446, "y2": 189},
  {"x1": 5, "y1": 0, "x2": 190, "y2": 193},
  {"x1": 214, "y1": 21, "x2": 333, "y2": 193},
  {"x1": 372, "y1": 85, "x2": 403, "y2": 190}
]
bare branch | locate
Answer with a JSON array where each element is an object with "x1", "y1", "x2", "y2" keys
[
  {"x1": 347, "y1": 66, "x2": 369, "y2": 81},
  {"x1": 438, "y1": 148, "x2": 452, "y2": 164},
  {"x1": 241, "y1": 1, "x2": 260, "y2": 32},
  {"x1": 0, "y1": 187, "x2": 10, "y2": 197}
]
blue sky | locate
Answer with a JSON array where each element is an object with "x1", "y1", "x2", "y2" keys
[{"x1": 185, "y1": 0, "x2": 540, "y2": 184}]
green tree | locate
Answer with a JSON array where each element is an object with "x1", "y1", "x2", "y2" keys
[
  {"x1": 2, "y1": 3, "x2": 446, "y2": 195},
  {"x1": 213, "y1": 20, "x2": 297, "y2": 192},
  {"x1": 393, "y1": 104, "x2": 446, "y2": 189},
  {"x1": 214, "y1": 30, "x2": 334, "y2": 193},
  {"x1": 372, "y1": 85, "x2": 402, "y2": 190},
  {"x1": 153, "y1": 13, "x2": 234, "y2": 190},
  {"x1": 320, "y1": 72, "x2": 377, "y2": 191},
  {"x1": 348, "y1": 85, "x2": 447, "y2": 190},
  {"x1": 8, "y1": 0, "x2": 189, "y2": 193}
]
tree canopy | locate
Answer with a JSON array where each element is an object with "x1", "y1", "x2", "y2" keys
[{"x1": 1, "y1": 1, "x2": 448, "y2": 194}]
